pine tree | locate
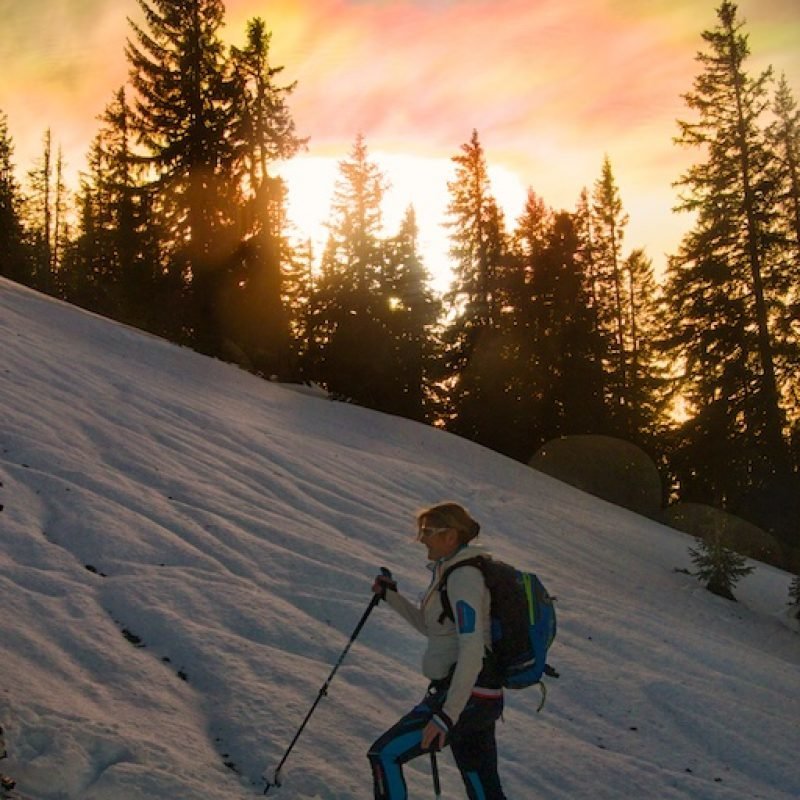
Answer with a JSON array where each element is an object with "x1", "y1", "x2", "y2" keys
[
  {"x1": 688, "y1": 531, "x2": 754, "y2": 601},
  {"x1": 51, "y1": 145, "x2": 69, "y2": 296},
  {"x1": 0, "y1": 110, "x2": 30, "y2": 284},
  {"x1": 445, "y1": 129, "x2": 505, "y2": 331},
  {"x1": 441, "y1": 129, "x2": 510, "y2": 446},
  {"x1": 126, "y1": 0, "x2": 235, "y2": 353},
  {"x1": 23, "y1": 129, "x2": 53, "y2": 292},
  {"x1": 225, "y1": 17, "x2": 307, "y2": 377},
  {"x1": 320, "y1": 132, "x2": 386, "y2": 295},
  {"x1": 523, "y1": 211, "x2": 606, "y2": 452},
  {"x1": 62, "y1": 143, "x2": 108, "y2": 311},
  {"x1": 379, "y1": 206, "x2": 440, "y2": 420},
  {"x1": 499, "y1": 190, "x2": 551, "y2": 455},
  {"x1": 766, "y1": 75, "x2": 800, "y2": 434},
  {"x1": 573, "y1": 187, "x2": 611, "y2": 430},
  {"x1": 63, "y1": 88, "x2": 168, "y2": 331},
  {"x1": 230, "y1": 18, "x2": 306, "y2": 192},
  {"x1": 591, "y1": 156, "x2": 632, "y2": 435},
  {"x1": 666, "y1": 1, "x2": 791, "y2": 519},
  {"x1": 104, "y1": 88, "x2": 172, "y2": 334},
  {"x1": 282, "y1": 237, "x2": 316, "y2": 375},
  {"x1": 623, "y1": 247, "x2": 665, "y2": 446},
  {"x1": 511, "y1": 189, "x2": 552, "y2": 288},
  {"x1": 767, "y1": 75, "x2": 800, "y2": 269},
  {"x1": 310, "y1": 134, "x2": 394, "y2": 407},
  {"x1": 23, "y1": 130, "x2": 68, "y2": 295}
]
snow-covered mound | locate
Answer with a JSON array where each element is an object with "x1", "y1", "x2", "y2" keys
[{"x1": 1, "y1": 277, "x2": 798, "y2": 799}]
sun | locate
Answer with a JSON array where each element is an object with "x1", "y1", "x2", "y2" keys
[{"x1": 276, "y1": 152, "x2": 528, "y2": 294}]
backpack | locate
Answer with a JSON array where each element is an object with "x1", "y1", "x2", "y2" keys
[{"x1": 438, "y1": 555, "x2": 558, "y2": 705}]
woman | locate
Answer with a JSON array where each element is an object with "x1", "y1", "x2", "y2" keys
[{"x1": 368, "y1": 502, "x2": 507, "y2": 800}]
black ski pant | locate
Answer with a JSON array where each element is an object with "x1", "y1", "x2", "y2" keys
[{"x1": 368, "y1": 686, "x2": 506, "y2": 800}]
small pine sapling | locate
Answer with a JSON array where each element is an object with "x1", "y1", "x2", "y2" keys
[
  {"x1": 789, "y1": 575, "x2": 800, "y2": 621},
  {"x1": 688, "y1": 531, "x2": 754, "y2": 601}
]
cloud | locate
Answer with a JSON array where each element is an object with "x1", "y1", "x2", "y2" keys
[
  {"x1": 1, "y1": 0, "x2": 798, "y2": 270},
  {"x1": 255, "y1": 0, "x2": 699, "y2": 160},
  {"x1": 1, "y1": 0, "x2": 129, "y2": 176}
]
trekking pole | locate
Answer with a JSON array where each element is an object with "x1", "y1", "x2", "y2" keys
[
  {"x1": 431, "y1": 750, "x2": 442, "y2": 799},
  {"x1": 264, "y1": 568, "x2": 392, "y2": 794}
]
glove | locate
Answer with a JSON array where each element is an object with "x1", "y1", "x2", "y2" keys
[
  {"x1": 424, "y1": 710, "x2": 453, "y2": 750},
  {"x1": 372, "y1": 573, "x2": 397, "y2": 601}
]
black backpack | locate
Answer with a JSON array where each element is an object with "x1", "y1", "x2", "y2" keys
[{"x1": 438, "y1": 556, "x2": 558, "y2": 700}]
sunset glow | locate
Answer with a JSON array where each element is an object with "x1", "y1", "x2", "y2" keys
[
  {"x1": 277, "y1": 153, "x2": 527, "y2": 289},
  {"x1": 2, "y1": 0, "x2": 799, "y2": 288}
]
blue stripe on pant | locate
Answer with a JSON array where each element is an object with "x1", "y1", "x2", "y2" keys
[{"x1": 367, "y1": 691, "x2": 506, "y2": 800}]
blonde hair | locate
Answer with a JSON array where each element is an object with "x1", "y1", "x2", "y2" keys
[{"x1": 417, "y1": 502, "x2": 481, "y2": 546}]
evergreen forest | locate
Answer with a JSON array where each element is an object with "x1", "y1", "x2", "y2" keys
[{"x1": 1, "y1": 1, "x2": 799, "y2": 567}]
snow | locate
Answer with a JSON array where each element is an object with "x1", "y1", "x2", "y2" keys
[{"x1": 1, "y1": 274, "x2": 798, "y2": 800}]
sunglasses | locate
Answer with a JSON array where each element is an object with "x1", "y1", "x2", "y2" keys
[{"x1": 418, "y1": 525, "x2": 451, "y2": 540}]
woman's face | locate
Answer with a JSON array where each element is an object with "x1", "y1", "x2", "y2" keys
[{"x1": 418, "y1": 518, "x2": 460, "y2": 561}]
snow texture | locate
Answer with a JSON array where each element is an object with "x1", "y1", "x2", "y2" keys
[{"x1": 1, "y1": 276, "x2": 799, "y2": 799}]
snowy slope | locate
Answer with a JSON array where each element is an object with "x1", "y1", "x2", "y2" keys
[{"x1": 1, "y1": 276, "x2": 798, "y2": 800}]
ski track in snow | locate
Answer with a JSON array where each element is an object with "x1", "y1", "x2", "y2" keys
[{"x1": 1, "y1": 276, "x2": 799, "y2": 799}]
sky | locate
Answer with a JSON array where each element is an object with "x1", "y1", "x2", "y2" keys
[
  {"x1": 2, "y1": 0, "x2": 800, "y2": 288},
  {"x1": 2, "y1": 273, "x2": 799, "y2": 798}
]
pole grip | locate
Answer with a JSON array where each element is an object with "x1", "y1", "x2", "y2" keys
[{"x1": 375, "y1": 566, "x2": 394, "y2": 603}]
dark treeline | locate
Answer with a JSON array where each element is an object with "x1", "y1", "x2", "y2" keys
[{"x1": 1, "y1": 1, "x2": 799, "y2": 560}]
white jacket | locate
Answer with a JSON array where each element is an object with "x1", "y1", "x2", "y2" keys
[{"x1": 384, "y1": 544, "x2": 497, "y2": 724}]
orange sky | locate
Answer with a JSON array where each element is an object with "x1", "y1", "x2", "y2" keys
[{"x1": 2, "y1": 0, "x2": 799, "y2": 288}]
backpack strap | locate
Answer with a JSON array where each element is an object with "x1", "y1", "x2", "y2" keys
[{"x1": 437, "y1": 555, "x2": 488, "y2": 625}]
